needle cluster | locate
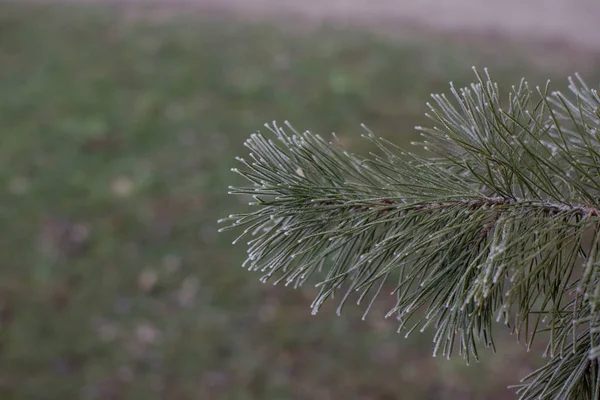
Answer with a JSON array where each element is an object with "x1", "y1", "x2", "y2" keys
[{"x1": 221, "y1": 68, "x2": 600, "y2": 399}]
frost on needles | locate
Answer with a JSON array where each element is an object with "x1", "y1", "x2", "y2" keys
[{"x1": 220, "y1": 68, "x2": 600, "y2": 399}]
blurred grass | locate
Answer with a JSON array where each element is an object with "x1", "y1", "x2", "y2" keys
[{"x1": 1, "y1": 3, "x2": 599, "y2": 399}]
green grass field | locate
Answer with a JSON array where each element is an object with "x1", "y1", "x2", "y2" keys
[{"x1": 1, "y1": 4, "x2": 599, "y2": 399}]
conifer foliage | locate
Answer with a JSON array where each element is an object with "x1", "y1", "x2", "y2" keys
[{"x1": 220, "y1": 68, "x2": 600, "y2": 399}]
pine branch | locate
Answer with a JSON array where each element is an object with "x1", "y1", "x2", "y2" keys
[{"x1": 221, "y1": 68, "x2": 600, "y2": 399}]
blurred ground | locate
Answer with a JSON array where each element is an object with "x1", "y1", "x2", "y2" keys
[
  {"x1": 20, "y1": 0, "x2": 600, "y2": 51},
  {"x1": 1, "y1": 2, "x2": 600, "y2": 400}
]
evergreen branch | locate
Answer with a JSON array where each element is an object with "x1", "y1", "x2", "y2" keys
[
  {"x1": 515, "y1": 332, "x2": 600, "y2": 400},
  {"x1": 221, "y1": 69, "x2": 600, "y2": 399}
]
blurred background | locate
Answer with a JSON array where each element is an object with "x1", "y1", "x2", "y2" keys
[{"x1": 1, "y1": 1, "x2": 600, "y2": 399}]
